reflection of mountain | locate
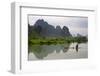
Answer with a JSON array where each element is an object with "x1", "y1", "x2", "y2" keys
[
  {"x1": 28, "y1": 19, "x2": 72, "y2": 38},
  {"x1": 28, "y1": 44, "x2": 71, "y2": 59}
]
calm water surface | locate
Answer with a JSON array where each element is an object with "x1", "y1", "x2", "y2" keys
[{"x1": 28, "y1": 43, "x2": 88, "y2": 60}]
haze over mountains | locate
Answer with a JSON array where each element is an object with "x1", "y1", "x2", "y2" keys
[{"x1": 28, "y1": 19, "x2": 72, "y2": 38}]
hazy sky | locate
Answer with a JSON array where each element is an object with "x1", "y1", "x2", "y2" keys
[{"x1": 28, "y1": 15, "x2": 88, "y2": 36}]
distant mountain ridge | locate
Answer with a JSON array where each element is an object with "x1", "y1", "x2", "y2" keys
[{"x1": 28, "y1": 19, "x2": 72, "y2": 38}]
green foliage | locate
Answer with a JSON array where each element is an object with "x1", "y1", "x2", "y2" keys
[{"x1": 28, "y1": 36, "x2": 88, "y2": 45}]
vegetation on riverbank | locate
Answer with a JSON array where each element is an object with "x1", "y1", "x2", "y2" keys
[{"x1": 28, "y1": 36, "x2": 88, "y2": 45}]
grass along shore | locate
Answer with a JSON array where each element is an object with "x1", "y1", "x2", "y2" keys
[{"x1": 29, "y1": 37, "x2": 88, "y2": 45}]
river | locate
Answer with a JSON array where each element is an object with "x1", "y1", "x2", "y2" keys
[{"x1": 28, "y1": 43, "x2": 88, "y2": 60}]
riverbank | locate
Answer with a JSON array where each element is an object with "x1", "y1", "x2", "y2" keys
[{"x1": 29, "y1": 37, "x2": 88, "y2": 45}]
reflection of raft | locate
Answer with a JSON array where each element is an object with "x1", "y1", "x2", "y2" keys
[
  {"x1": 64, "y1": 44, "x2": 81, "y2": 52},
  {"x1": 64, "y1": 47, "x2": 74, "y2": 49},
  {"x1": 64, "y1": 47, "x2": 81, "y2": 49}
]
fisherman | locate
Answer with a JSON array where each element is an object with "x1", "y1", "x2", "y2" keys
[{"x1": 76, "y1": 43, "x2": 78, "y2": 52}]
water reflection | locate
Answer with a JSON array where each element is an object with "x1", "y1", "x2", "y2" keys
[{"x1": 28, "y1": 43, "x2": 81, "y2": 59}]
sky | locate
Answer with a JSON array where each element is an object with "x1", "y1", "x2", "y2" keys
[{"x1": 28, "y1": 15, "x2": 88, "y2": 36}]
